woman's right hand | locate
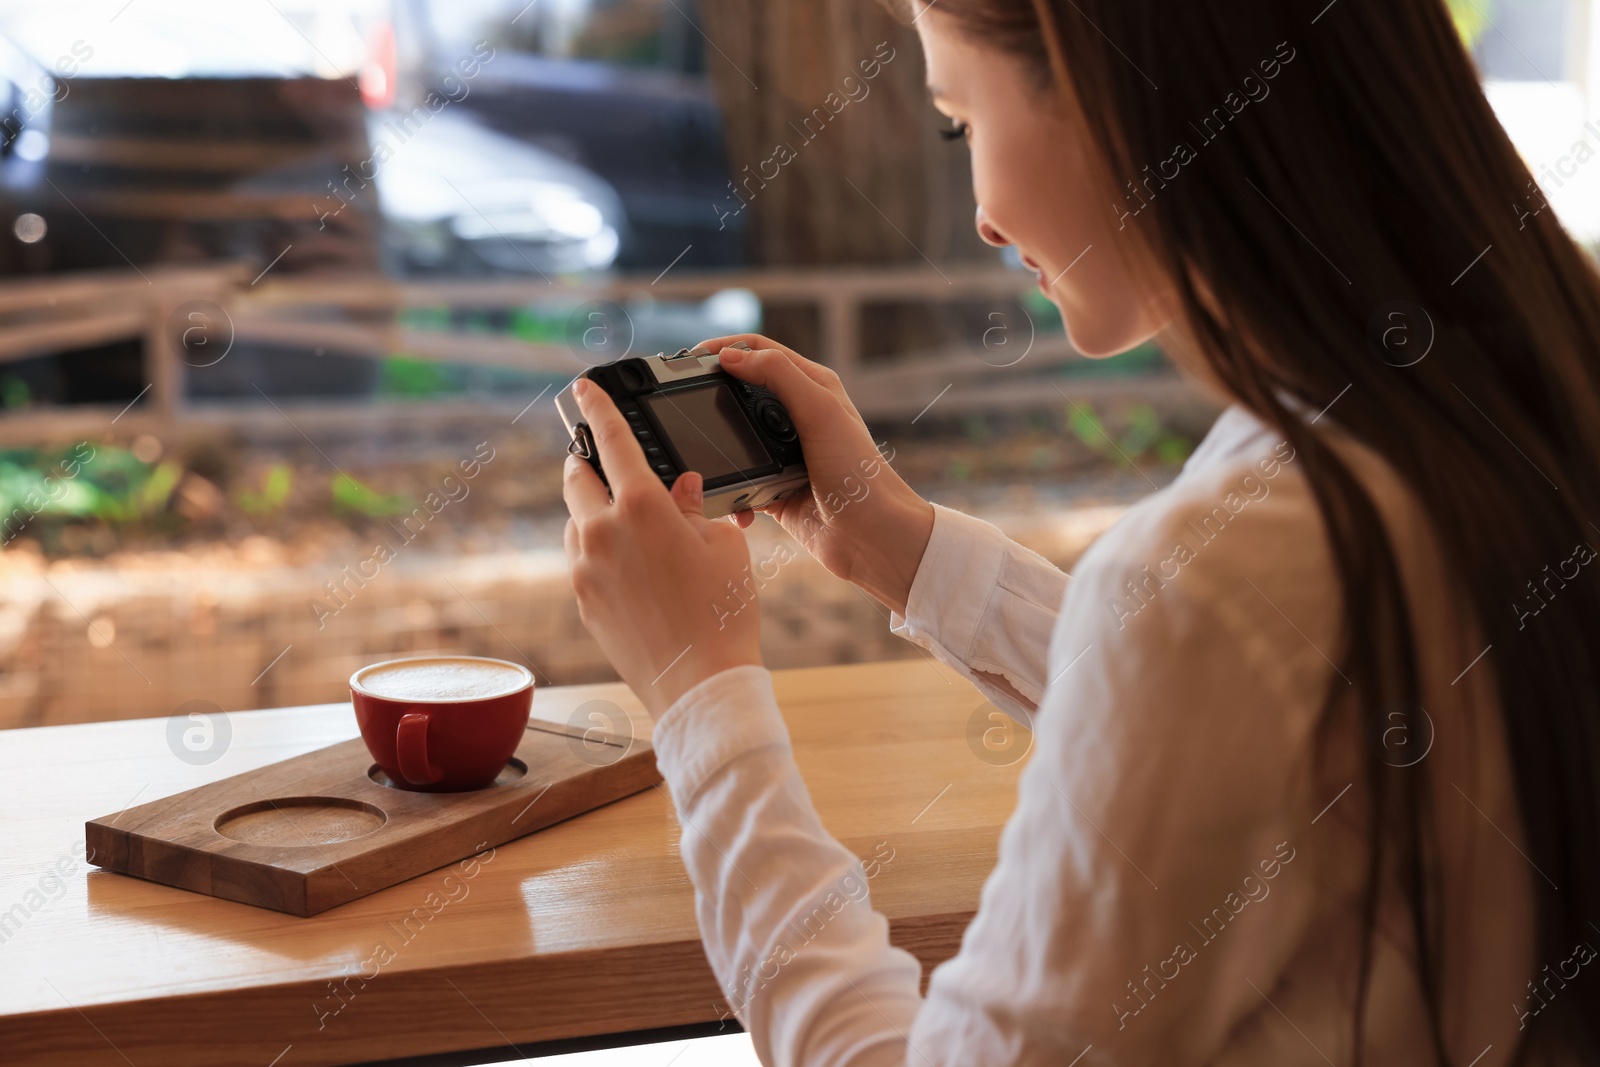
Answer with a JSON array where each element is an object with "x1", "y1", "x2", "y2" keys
[{"x1": 693, "y1": 333, "x2": 935, "y2": 616}]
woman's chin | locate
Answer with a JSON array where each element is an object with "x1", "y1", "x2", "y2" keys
[{"x1": 1063, "y1": 318, "x2": 1152, "y2": 360}]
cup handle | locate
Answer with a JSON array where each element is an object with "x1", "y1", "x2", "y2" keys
[{"x1": 396, "y1": 712, "x2": 442, "y2": 786}]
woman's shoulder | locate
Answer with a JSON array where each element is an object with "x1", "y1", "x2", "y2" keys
[
  {"x1": 1024, "y1": 408, "x2": 1349, "y2": 921},
  {"x1": 1072, "y1": 406, "x2": 1325, "y2": 607},
  {"x1": 1053, "y1": 405, "x2": 1349, "y2": 717},
  {"x1": 1087, "y1": 401, "x2": 1429, "y2": 583}
]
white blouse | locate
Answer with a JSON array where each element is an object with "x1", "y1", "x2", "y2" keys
[{"x1": 650, "y1": 404, "x2": 1536, "y2": 1066}]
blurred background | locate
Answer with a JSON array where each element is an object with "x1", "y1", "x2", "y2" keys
[{"x1": 0, "y1": 0, "x2": 1593, "y2": 729}]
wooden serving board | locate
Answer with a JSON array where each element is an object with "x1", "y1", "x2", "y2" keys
[{"x1": 85, "y1": 720, "x2": 660, "y2": 916}]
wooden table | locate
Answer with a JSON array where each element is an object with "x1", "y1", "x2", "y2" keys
[{"x1": 0, "y1": 660, "x2": 1023, "y2": 1067}]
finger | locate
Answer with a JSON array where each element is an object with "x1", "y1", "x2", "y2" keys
[
  {"x1": 562, "y1": 515, "x2": 580, "y2": 561},
  {"x1": 719, "y1": 343, "x2": 859, "y2": 421},
  {"x1": 575, "y1": 378, "x2": 659, "y2": 500},
  {"x1": 698, "y1": 334, "x2": 845, "y2": 397},
  {"x1": 691, "y1": 332, "x2": 793, "y2": 359},
  {"x1": 730, "y1": 509, "x2": 755, "y2": 529},
  {"x1": 670, "y1": 470, "x2": 708, "y2": 521},
  {"x1": 562, "y1": 452, "x2": 611, "y2": 522},
  {"x1": 770, "y1": 349, "x2": 848, "y2": 398},
  {"x1": 716, "y1": 345, "x2": 844, "y2": 436}
]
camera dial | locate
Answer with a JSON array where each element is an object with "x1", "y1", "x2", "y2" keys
[{"x1": 756, "y1": 399, "x2": 797, "y2": 442}]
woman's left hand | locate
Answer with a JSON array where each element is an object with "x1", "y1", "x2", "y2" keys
[{"x1": 561, "y1": 377, "x2": 764, "y2": 717}]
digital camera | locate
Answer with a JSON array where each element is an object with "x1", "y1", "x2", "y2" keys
[{"x1": 556, "y1": 342, "x2": 810, "y2": 519}]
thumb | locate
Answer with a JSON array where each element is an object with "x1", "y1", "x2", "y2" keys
[{"x1": 670, "y1": 470, "x2": 706, "y2": 519}]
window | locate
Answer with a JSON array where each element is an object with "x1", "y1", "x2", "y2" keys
[
  {"x1": 1476, "y1": 0, "x2": 1600, "y2": 242},
  {"x1": 422, "y1": 0, "x2": 705, "y2": 76}
]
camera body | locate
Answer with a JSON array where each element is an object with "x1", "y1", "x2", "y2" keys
[{"x1": 556, "y1": 344, "x2": 810, "y2": 519}]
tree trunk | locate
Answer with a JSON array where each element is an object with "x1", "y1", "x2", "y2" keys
[{"x1": 696, "y1": 0, "x2": 994, "y2": 364}]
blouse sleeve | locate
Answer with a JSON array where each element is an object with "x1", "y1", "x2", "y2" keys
[
  {"x1": 889, "y1": 504, "x2": 1069, "y2": 725},
  {"x1": 649, "y1": 665, "x2": 923, "y2": 1067},
  {"x1": 650, "y1": 473, "x2": 1342, "y2": 1067}
]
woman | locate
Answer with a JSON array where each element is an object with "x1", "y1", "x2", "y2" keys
[{"x1": 562, "y1": 0, "x2": 1600, "y2": 1062}]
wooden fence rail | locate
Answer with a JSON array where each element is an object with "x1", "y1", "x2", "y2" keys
[{"x1": 0, "y1": 263, "x2": 1186, "y2": 444}]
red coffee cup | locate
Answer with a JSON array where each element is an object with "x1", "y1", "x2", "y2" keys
[{"x1": 350, "y1": 655, "x2": 534, "y2": 792}]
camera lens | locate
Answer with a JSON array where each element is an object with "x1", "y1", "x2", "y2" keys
[{"x1": 757, "y1": 399, "x2": 797, "y2": 442}]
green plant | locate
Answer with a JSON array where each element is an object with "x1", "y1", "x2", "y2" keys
[
  {"x1": 132, "y1": 461, "x2": 183, "y2": 518},
  {"x1": 380, "y1": 355, "x2": 462, "y2": 397},
  {"x1": 330, "y1": 473, "x2": 411, "y2": 517},
  {"x1": 0, "y1": 450, "x2": 92, "y2": 520},
  {"x1": 1067, "y1": 401, "x2": 1192, "y2": 466},
  {"x1": 78, "y1": 453, "x2": 181, "y2": 523},
  {"x1": 1445, "y1": 0, "x2": 1491, "y2": 48},
  {"x1": 509, "y1": 306, "x2": 566, "y2": 344},
  {"x1": 1, "y1": 376, "x2": 30, "y2": 410},
  {"x1": 0, "y1": 444, "x2": 184, "y2": 529},
  {"x1": 235, "y1": 463, "x2": 293, "y2": 516}
]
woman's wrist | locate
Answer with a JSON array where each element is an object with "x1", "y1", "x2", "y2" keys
[
  {"x1": 846, "y1": 490, "x2": 936, "y2": 616},
  {"x1": 643, "y1": 646, "x2": 763, "y2": 719}
]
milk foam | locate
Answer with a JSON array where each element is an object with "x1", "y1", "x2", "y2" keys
[{"x1": 359, "y1": 659, "x2": 528, "y2": 701}]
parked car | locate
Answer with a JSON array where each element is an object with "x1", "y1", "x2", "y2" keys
[
  {"x1": 0, "y1": 2, "x2": 631, "y2": 407},
  {"x1": 368, "y1": 105, "x2": 625, "y2": 277},
  {"x1": 382, "y1": 0, "x2": 744, "y2": 271}
]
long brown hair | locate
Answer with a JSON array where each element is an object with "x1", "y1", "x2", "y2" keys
[{"x1": 883, "y1": 0, "x2": 1600, "y2": 1061}]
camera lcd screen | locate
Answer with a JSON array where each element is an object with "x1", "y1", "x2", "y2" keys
[{"x1": 645, "y1": 383, "x2": 771, "y2": 479}]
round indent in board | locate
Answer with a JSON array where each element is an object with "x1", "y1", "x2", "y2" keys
[{"x1": 214, "y1": 797, "x2": 387, "y2": 846}]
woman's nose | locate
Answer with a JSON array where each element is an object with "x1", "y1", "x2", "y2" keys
[{"x1": 975, "y1": 205, "x2": 1009, "y2": 248}]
